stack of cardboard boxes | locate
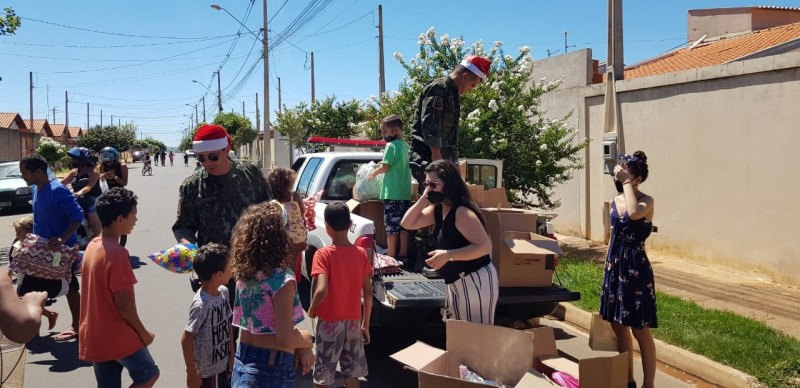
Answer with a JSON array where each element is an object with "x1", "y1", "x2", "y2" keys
[{"x1": 392, "y1": 320, "x2": 629, "y2": 387}]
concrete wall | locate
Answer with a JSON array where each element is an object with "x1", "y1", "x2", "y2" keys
[
  {"x1": 0, "y1": 128, "x2": 22, "y2": 161},
  {"x1": 537, "y1": 49, "x2": 800, "y2": 285}
]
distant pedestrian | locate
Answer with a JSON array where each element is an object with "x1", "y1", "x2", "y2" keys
[
  {"x1": 160, "y1": 152, "x2": 166, "y2": 167},
  {"x1": 308, "y1": 202, "x2": 373, "y2": 388},
  {"x1": 184, "y1": 153, "x2": 189, "y2": 167},
  {"x1": 181, "y1": 243, "x2": 234, "y2": 388},
  {"x1": 169, "y1": 151, "x2": 175, "y2": 166},
  {"x1": 79, "y1": 188, "x2": 159, "y2": 388},
  {"x1": 600, "y1": 151, "x2": 657, "y2": 388}
]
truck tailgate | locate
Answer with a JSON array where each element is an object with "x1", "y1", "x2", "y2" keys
[{"x1": 374, "y1": 271, "x2": 580, "y2": 309}]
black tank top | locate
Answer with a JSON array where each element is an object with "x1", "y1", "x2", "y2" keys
[
  {"x1": 101, "y1": 164, "x2": 124, "y2": 189},
  {"x1": 433, "y1": 204, "x2": 491, "y2": 284},
  {"x1": 72, "y1": 170, "x2": 102, "y2": 197}
]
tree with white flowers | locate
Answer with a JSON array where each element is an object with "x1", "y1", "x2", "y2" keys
[{"x1": 373, "y1": 27, "x2": 588, "y2": 209}]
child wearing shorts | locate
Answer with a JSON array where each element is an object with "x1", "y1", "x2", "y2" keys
[
  {"x1": 368, "y1": 114, "x2": 412, "y2": 264},
  {"x1": 78, "y1": 188, "x2": 159, "y2": 388},
  {"x1": 308, "y1": 202, "x2": 373, "y2": 387}
]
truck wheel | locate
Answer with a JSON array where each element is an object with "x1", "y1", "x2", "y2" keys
[
  {"x1": 494, "y1": 302, "x2": 559, "y2": 324},
  {"x1": 298, "y1": 248, "x2": 315, "y2": 312}
]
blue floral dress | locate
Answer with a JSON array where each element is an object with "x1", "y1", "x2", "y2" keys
[{"x1": 599, "y1": 201, "x2": 658, "y2": 329}]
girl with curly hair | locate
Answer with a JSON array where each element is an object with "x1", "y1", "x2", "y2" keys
[{"x1": 229, "y1": 201, "x2": 314, "y2": 387}]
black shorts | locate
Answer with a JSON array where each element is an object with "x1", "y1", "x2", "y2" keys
[{"x1": 17, "y1": 273, "x2": 78, "y2": 299}]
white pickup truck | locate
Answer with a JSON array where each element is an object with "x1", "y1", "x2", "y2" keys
[{"x1": 291, "y1": 151, "x2": 580, "y2": 327}]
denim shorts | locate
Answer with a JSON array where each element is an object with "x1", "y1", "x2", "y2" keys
[
  {"x1": 78, "y1": 195, "x2": 97, "y2": 213},
  {"x1": 92, "y1": 346, "x2": 159, "y2": 388},
  {"x1": 231, "y1": 343, "x2": 295, "y2": 388}
]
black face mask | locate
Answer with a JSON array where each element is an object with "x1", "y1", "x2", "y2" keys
[
  {"x1": 427, "y1": 191, "x2": 445, "y2": 204},
  {"x1": 72, "y1": 160, "x2": 86, "y2": 168},
  {"x1": 383, "y1": 135, "x2": 397, "y2": 142}
]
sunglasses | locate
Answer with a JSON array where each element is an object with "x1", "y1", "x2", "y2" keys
[
  {"x1": 423, "y1": 180, "x2": 440, "y2": 189},
  {"x1": 196, "y1": 152, "x2": 222, "y2": 163}
]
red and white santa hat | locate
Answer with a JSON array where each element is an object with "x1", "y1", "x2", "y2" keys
[
  {"x1": 460, "y1": 55, "x2": 491, "y2": 81},
  {"x1": 193, "y1": 124, "x2": 231, "y2": 153}
]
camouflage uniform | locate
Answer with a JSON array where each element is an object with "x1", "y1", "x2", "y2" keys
[
  {"x1": 172, "y1": 160, "x2": 272, "y2": 247},
  {"x1": 408, "y1": 77, "x2": 461, "y2": 187}
]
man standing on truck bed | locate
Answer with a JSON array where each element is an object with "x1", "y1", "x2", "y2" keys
[{"x1": 408, "y1": 55, "x2": 491, "y2": 188}]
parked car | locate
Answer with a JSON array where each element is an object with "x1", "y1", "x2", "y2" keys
[
  {"x1": 185, "y1": 149, "x2": 196, "y2": 158},
  {"x1": 0, "y1": 161, "x2": 32, "y2": 212},
  {"x1": 132, "y1": 150, "x2": 146, "y2": 162}
]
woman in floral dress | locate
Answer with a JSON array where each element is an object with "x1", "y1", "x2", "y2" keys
[{"x1": 600, "y1": 151, "x2": 657, "y2": 388}]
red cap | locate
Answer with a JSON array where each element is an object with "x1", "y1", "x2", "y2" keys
[
  {"x1": 193, "y1": 124, "x2": 231, "y2": 152},
  {"x1": 460, "y1": 55, "x2": 491, "y2": 81}
]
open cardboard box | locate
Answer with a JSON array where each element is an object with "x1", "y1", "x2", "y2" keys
[
  {"x1": 500, "y1": 231, "x2": 563, "y2": 287},
  {"x1": 525, "y1": 327, "x2": 629, "y2": 388},
  {"x1": 391, "y1": 320, "x2": 550, "y2": 388},
  {"x1": 346, "y1": 199, "x2": 387, "y2": 249},
  {"x1": 468, "y1": 185, "x2": 511, "y2": 208},
  {"x1": 482, "y1": 208, "x2": 561, "y2": 287}
]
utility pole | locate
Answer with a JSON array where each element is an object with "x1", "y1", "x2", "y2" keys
[
  {"x1": 100, "y1": 110, "x2": 103, "y2": 128},
  {"x1": 310, "y1": 51, "x2": 316, "y2": 104},
  {"x1": 242, "y1": 101, "x2": 245, "y2": 116},
  {"x1": 377, "y1": 4, "x2": 385, "y2": 98},
  {"x1": 194, "y1": 104, "x2": 198, "y2": 125},
  {"x1": 86, "y1": 102, "x2": 89, "y2": 130},
  {"x1": 64, "y1": 91, "x2": 69, "y2": 144},
  {"x1": 215, "y1": 70, "x2": 223, "y2": 113},
  {"x1": 277, "y1": 77, "x2": 282, "y2": 115},
  {"x1": 52, "y1": 108, "x2": 56, "y2": 123},
  {"x1": 263, "y1": 0, "x2": 271, "y2": 171},
  {"x1": 255, "y1": 93, "x2": 260, "y2": 160},
  {"x1": 27, "y1": 72, "x2": 32, "y2": 156},
  {"x1": 564, "y1": 31, "x2": 575, "y2": 53},
  {"x1": 202, "y1": 96, "x2": 206, "y2": 122},
  {"x1": 608, "y1": 0, "x2": 624, "y2": 80},
  {"x1": 111, "y1": 115, "x2": 114, "y2": 127}
]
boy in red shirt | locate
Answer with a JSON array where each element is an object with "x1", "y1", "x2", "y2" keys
[
  {"x1": 308, "y1": 202, "x2": 373, "y2": 388},
  {"x1": 79, "y1": 188, "x2": 159, "y2": 387}
]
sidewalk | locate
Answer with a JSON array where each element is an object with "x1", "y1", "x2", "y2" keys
[
  {"x1": 552, "y1": 233, "x2": 800, "y2": 387},
  {"x1": 555, "y1": 233, "x2": 800, "y2": 340}
]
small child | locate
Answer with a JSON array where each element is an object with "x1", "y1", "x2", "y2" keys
[
  {"x1": 267, "y1": 167, "x2": 307, "y2": 281},
  {"x1": 308, "y1": 202, "x2": 373, "y2": 388},
  {"x1": 230, "y1": 200, "x2": 314, "y2": 386},
  {"x1": 11, "y1": 215, "x2": 59, "y2": 331},
  {"x1": 368, "y1": 115, "x2": 412, "y2": 263},
  {"x1": 181, "y1": 243, "x2": 234, "y2": 388},
  {"x1": 78, "y1": 187, "x2": 159, "y2": 388}
]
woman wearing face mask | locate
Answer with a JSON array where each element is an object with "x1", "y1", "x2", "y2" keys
[
  {"x1": 400, "y1": 159, "x2": 497, "y2": 324},
  {"x1": 98, "y1": 147, "x2": 129, "y2": 246},
  {"x1": 61, "y1": 147, "x2": 102, "y2": 239},
  {"x1": 601, "y1": 151, "x2": 657, "y2": 388}
]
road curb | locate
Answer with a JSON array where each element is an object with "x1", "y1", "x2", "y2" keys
[{"x1": 552, "y1": 303, "x2": 757, "y2": 388}]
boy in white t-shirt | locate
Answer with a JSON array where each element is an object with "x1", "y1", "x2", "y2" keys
[{"x1": 180, "y1": 243, "x2": 234, "y2": 388}]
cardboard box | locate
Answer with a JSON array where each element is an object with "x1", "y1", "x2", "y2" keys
[
  {"x1": 346, "y1": 199, "x2": 386, "y2": 249},
  {"x1": 391, "y1": 320, "x2": 548, "y2": 388},
  {"x1": 528, "y1": 327, "x2": 629, "y2": 388},
  {"x1": 467, "y1": 185, "x2": 510, "y2": 208},
  {"x1": 482, "y1": 208, "x2": 561, "y2": 287},
  {"x1": 499, "y1": 231, "x2": 562, "y2": 287}
]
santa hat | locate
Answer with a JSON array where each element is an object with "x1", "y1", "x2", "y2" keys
[
  {"x1": 193, "y1": 124, "x2": 231, "y2": 153},
  {"x1": 460, "y1": 55, "x2": 491, "y2": 81}
]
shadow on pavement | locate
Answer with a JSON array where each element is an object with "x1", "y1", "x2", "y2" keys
[{"x1": 26, "y1": 334, "x2": 90, "y2": 372}]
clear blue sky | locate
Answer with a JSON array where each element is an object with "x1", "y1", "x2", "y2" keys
[{"x1": 2, "y1": 0, "x2": 798, "y2": 146}]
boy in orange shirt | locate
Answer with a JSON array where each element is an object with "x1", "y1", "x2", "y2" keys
[
  {"x1": 308, "y1": 202, "x2": 373, "y2": 388},
  {"x1": 78, "y1": 188, "x2": 159, "y2": 388}
]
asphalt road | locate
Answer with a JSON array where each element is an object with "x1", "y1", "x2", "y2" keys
[{"x1": 0, "y1": 156, "x2": 693, "y2": 387}]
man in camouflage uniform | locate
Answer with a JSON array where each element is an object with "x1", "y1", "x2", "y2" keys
[
  {"x1": 173, "y1": 124, "x2": 272, "y2": 248},
  {"x1": 408, "y1": 55, "x2": 491, "y2": 188}
]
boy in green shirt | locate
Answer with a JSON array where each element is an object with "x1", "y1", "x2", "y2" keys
[{"x1": 369, "y1": 115, "x2": 412, "y2": 263}]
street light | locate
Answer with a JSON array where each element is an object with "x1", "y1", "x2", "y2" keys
[
  {"x1": 192, "y1": 79, "x2": 222, "y2": 113},
  {"x1": 211, "y1": 3, "x2": 271, "y2": 171}
]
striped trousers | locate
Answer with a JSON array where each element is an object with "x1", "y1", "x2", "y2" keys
[{"x1": 444, "y1": 264, "x2": 499, "y2": 324}]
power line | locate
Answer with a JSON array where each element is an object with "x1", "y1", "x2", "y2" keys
[
  {"x1": 20, "y1": 15, "x2": 235, "y2": 40},
  {"x1": 269, "y1": 0, "x2": 290, "y2": 23},
  {"x1": 0, "y1": 35, "x2": 237, "y2": 49}
]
